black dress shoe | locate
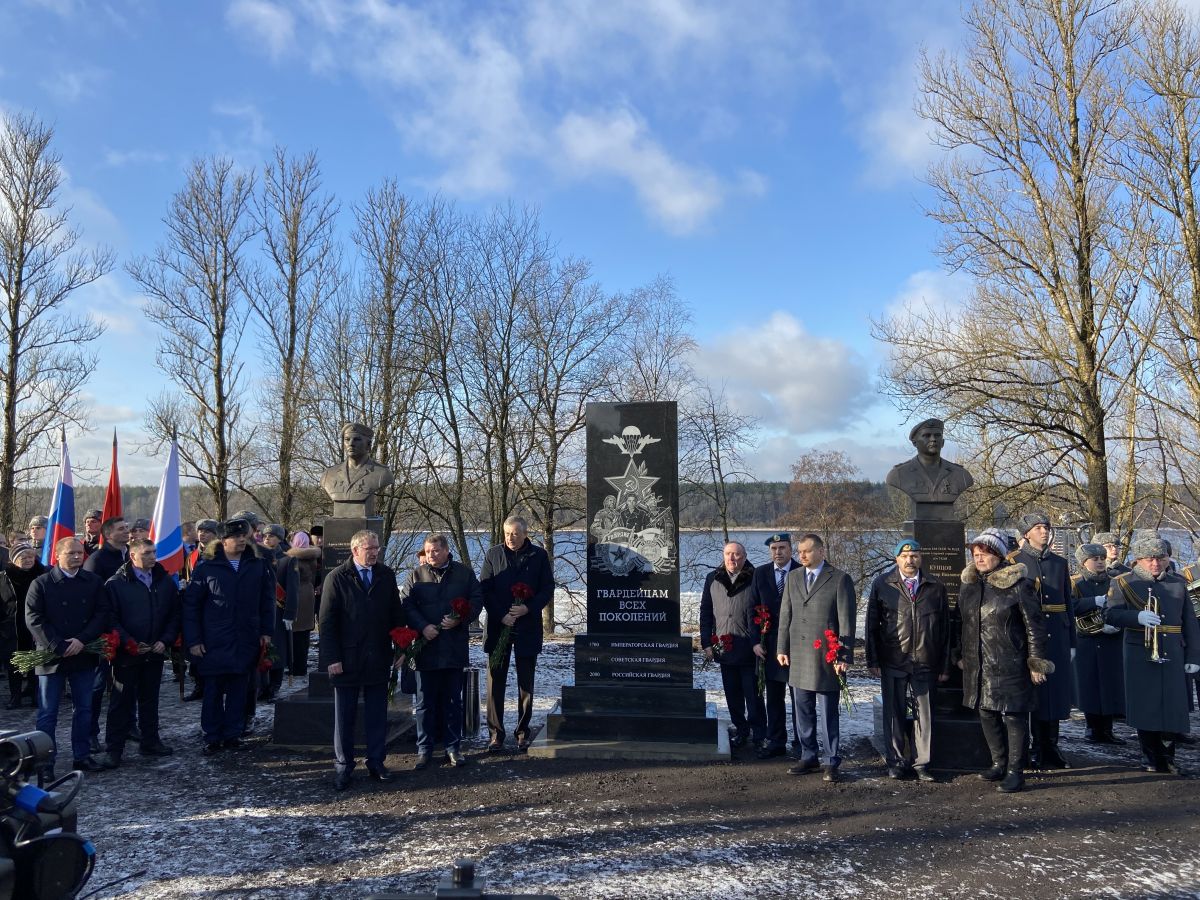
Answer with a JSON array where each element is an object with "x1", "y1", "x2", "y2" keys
[
  {"x1": 756, "y1": 745, "x2": 786, "y2": 760},
  {"x1": 72, "y1": 756, "x2": 102, "y2": 772},
  {"x1": 89, "y1": 737, "x2": 103, "y2": 754},
  {"x1": 446, "y1": 750, "x2": 469, "y2": 767},
  {"x1": 913, "y1": 766, "x2": 936, "y2": 783},
  {"x1": 333, "y1": 770, "x2": 351, "y2": 791},
  {"x1": 886, "y1": 766, "x2": 904, "y2": 780},
  {"x1": 729, "y1": 730, "x2": 748, "y2": 749},
  {"x1": 979, "y1": 765, "x2": 1006, "y2": 782},
  {"x1": 787, "y1": 760, "x2": 820, "y2": 776},
  {"x1": 95, "y1": 752, "x2": 121, "y2": 770},
  {"x1": 141, "y1": 742, "x2": 174, "y2": 757},
  {"x1": 202, "y1": 742, "x2": 223, "y2": 757},
  {"x1": 1040, "y1": 748, "x2": 1070, "y2": 769},
  {"x1": 515, "y1": 739, "x2": 530, "y2": 753},
  {"x1": 487, "y1": 737, "x2": 505, "y2": 753},
  {"x1": 367, "y1": 766, "x2": 394, "y2": 783},
  {"x1": 998, "y1": 770, "x2": 1024, "y2": 793},
  {"x1": 224, "y1": 738, "x2": 250, "y2": 752},
  {"x1": 822, "y1": 765, "x2": 840, "y2": 783},
  {"x1": 413, "y1": 753, "x2": 431, "y2": 771}
]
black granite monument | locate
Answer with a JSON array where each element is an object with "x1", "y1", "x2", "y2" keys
[{"x1": 533, "y1": 402, "x2": 721, "y2": 757}]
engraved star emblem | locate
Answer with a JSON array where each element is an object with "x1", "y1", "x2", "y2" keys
[{"x1": 604, "y1": 459, "x2": 659, "y2": 507}]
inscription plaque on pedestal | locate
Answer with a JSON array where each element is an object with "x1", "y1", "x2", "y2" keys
[
  {"x1": 534, "y1": 402, "x2": 720, "y2": 755},
  {"x1": 905, "y1": 519, "x2": 967, "y2": 609}
]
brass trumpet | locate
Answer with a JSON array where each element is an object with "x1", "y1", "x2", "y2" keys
[{"x1": 1144, "y1": 587, "x2": 1168, "y2": 665}]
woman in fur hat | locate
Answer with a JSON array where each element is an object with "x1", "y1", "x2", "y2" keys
[{"x1": 955, "y1": 528, "x2": 1054, "y2": 793}]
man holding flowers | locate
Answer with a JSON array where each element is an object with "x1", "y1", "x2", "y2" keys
[
  {"x1": 318, "y1": 529, "x2": 404, "y2": 791},
  {"x1": 399, "y1": 533, "x2": 482, "y2": 770},
  {"x1": 25, "y1": 537, "x2": 110, "y2": 775},
  {"x1": 777, "y1": 533, "x2": 857, "y2": 783},
  {"x1": 481, "y1": 515, "x2": 553, "y2": 753}
]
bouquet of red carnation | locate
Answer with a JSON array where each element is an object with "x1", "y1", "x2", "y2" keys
[
  {"x1": 123, "y1": 637, "x2": 142, "y2": 657},
  {"x1": 702, "y1": 632, "x2": 734, "y2": 671},
  {"x1": 816, "y1": 628, "x2": 855, "y2": 713},
  {"x1": 450, "y1": 596, "x2": 472, "y2": 622},
  {"x1": 753, "y1": 604, "x2": 772, "y2": 695},
  {"x1": 11, "y1": 629, "x2": 122, "y2": 674},
  {"x1": 489, "y1": 582, "x2": 533, "y2": 671},
  {"x1": 388, "y1": 626, "x2": 422, "y2": 700},
  {"x1": 257, "y1": 643, "x2": 281, "y2": 673}
]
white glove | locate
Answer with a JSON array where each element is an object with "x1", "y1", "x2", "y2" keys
[
  {"x1": 1101, "y1": 624, "x2": 1120, "y2": 635},
  {"x1": 1094, "y1": 596, "x2": 1106, "y2": 608},
  {"x1": 1185, "y1": 664, "x2": 1200, "y2": 675},
  {"x1": 1137, "y1": 609, "x2": 1161, "y2": 627},
  {"x1": 283, "y1": 619, "x2": 294, "y2": 630}
]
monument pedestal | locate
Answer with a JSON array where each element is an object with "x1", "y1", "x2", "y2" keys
[
  {"x1": 271, "y1": 671, "x2": 414, "y2": 748},
  {"x1": 532, "y1": 402, "x2": 727, "y2": 761},
  {"x1": 321, "y1": 516, "x2": 383, "y2": 573}
]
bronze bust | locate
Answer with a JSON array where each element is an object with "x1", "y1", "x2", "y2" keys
[
  {"x1": 320, "y1": 422, "x2": 394, "y2": 517},
  {"x1": 885, "y1": 418, "x2": 974, "y2": 522}
]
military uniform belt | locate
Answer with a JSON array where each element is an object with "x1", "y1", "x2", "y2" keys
[
  {"x1": 1041, "y1": 604, "x2": 1067, "y2": 613},
  {"x1": 1128, "y1": 625, "x2": 1183, "y2": 634}
]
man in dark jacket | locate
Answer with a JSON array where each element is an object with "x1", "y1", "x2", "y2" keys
[
  {"x1": 25, "y1": 537, "x2": 109, "y2": 775},
  {"x1": 481, "y1": 515, "x2": 553, "y2": 753},
  {"x1": 1011, "y1": 510, "x2": 1075, "y2": 770},
  {"x1": 319, "y1": 530, "x2": 404, "y2": 790},
  {"x1": 777, "y1": 533, "x2": 856, "y2": 782},
  {"x1": 96, "y1": 539, "x2": 181, "y2": 768},
  {"x1": 866, "y1": 539, "x2": 951, "y2": 781},
  {"x1": 259, "y1": 524, "x2": 298, "y2": 701},
  {"x1": 83, "y1": 515, "x2": 131, "y2": 748},
  {"x1": 399, "y1": 533, "x2": 482, "y2": 770},
  {"x1": 701, "y1": 542, "x2": 763, "y2": 750},
  {"x1": 750, "y1": 532, "x2": 801, "y2": 759},
  {"x1": 183, "y1": 518, "x2": 275, "y2": 756}
]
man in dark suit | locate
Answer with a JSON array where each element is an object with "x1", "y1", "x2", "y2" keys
[
  {"x1": 750, "y1": 532, "x2": 801, "y2": 759},
  {"x1": 319, "y1": 529, "x2": 404, "y2": 791},
  {"x1": 481, "y1": 515, "x2": 553, "y2": 753},
  {"x1": 399, "y1": 533, "x2": 482, "y2": 770},
  {"x1": 777, "y1": 532, "x2": 857, "y2": 782},
  {"x1": 25, "y1": 537, "x2": 109, "y2": 775},
  {"x1": 82, "y1": 515, "x2": 130, "y2": 751}
]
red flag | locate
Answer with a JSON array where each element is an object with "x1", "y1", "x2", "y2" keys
[{"x1": 101, "y1": 429, "x2": 122, "y2": 545}]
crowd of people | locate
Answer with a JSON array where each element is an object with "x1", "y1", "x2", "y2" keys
[
  {"x1": 0, "y1": 508, "x2": 553, "y2": 791},
  {"x1": 701, "y1": 520, "x2": 1200, "y2": 792}
]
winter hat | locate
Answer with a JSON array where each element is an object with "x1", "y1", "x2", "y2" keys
[
  {"x1": 1018, "y1": 511, "x2": 1051, "y2": 535},
  {"x1": 291, "y1": 531, "x2": 311, "y2": 548},
  {"x1": 1092, "y1": 531, "x2": 1117, "y2": 546},
  {"x1": 10, "y1": 541, "x2": 35, "y2": 562},
  {"x1": 196, "y1": 519, "x2": 220, "y2": 535},
  {"x1": 1130, "y1": 535, "x2": 1169, "y2": 560},
  {"x1": 1075, "y1": 543, "x2": 1105, "y2": 565},
  {"x1": 968, "y1": 528, "x2": 1009, "y2": 560},
  {"x1": 263, "y1": 524, "x2": 287, "y2": 541}
]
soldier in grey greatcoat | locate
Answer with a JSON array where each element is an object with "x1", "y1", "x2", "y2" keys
[
  {"x1": 777, "y1": 533, "x2": 856, "y2": 783},
  {"x1": 1011, "y1": 510, "x2": 1075, "y2": 770},
  {"x1": 1070, "y1": 543, "x2": 1124, "y2": 744},
  {"x1": 1104, "y1": 536, "x2": 1200, "y2": 775}
]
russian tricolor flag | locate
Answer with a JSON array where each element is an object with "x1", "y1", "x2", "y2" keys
[
  {"x1": 41, "y1": 434, "x2": 76, "y2": 568},
  {"x1": 149, "y1": 438, "x2": 184, "y2": 577}
]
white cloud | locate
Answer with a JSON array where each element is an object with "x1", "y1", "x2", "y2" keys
[
  {"x1": 883, "y1": 268, "x2": 974, "y2": 320},
  {"x1": 223, "y1": 0, "x2": 810, "y2": 232},
  {"x1": 226, "y1": 0, "x2": 295, "y2": 61},
  {"x1": 72, "y1": 274, "x2": 151, "y2": 337},
  {"x1": 557, "y1": 109, "x2": 723, "y2": 234},
  {"x1": 212, "y1": 101, "x2": 273, "y2": 165},
  {"x1": 40, "y1": 69, "x2": 95, "y2": 104},
  {"x1": 693, "y1": 311, "x2": 874, "y2": 437},
  {"x1": 102, "y1": 148, "x2": 169, "y2": 167},
  {"x1": 68, "y1": 400, "x2": 163, "y2": 487}
]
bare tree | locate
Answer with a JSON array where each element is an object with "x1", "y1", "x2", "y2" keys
[
  {"x1": 0, "y1": 111, "x2": 110, "y2": 527},
  {"x1": 874, "y1": 0, "x2": 1143, "y2": 531},
  {"x1": 129, "y1": 156, "x2": 256, "y2": 519},
  {"x1": 680, "y1": 381, "x2": 759, "y2": 545},
  {"x1": 245, "y1": 147, "x2": 342, "y2": 526}
]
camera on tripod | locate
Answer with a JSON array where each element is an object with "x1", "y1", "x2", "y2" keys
[{"x1": 0, "y1": 730, "x2": 95, "y2": 900}]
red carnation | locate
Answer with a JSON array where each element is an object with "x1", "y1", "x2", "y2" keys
[
  {"x1": 511, "y1": 582, "x2": 534, "y2": 601},
  {"x1": 102, "y1": 630, "x2": 121, "y2": 661},
  {"x1": 390, "y1": 626, "x2": 419, "y2": 650},
  {"x1": 123, "y1": 638, "x2": 140, "y2": 656},
  {"x1": 813, "y1": 639, "x2": 822, "y2": 649},
  {"x1": 450, "y1": 597, "x2": 472, "y2": 620},
  {"x1": 173, "y1": 634, "x2": 183, "y2": 648}
]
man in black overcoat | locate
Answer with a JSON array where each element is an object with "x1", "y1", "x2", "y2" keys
[
  {"x1": 750, "y1": 532, "x2": 801, "y2": 759},
  {"x1": 319, "y1": 529, "x2": 404, "y2": 790}
]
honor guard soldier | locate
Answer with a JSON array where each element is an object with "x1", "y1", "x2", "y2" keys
[
  {"x1": 1104, "y1": 535, "x2": 1200, "y2": 774},
  {"x1": 1070, "y1": 543, "x2": 1124, "y2": 744},
  {"x1": 1012, "y1": 511, "x2": 1075, "y2": 769}
]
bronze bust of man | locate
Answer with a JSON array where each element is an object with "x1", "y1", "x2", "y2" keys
[
  {"x1": 885, "y1": 418, "x2": 974, "y2": 522},
  {"x1": 320, "y1": 422, "x2": 394, "y2": 517}
]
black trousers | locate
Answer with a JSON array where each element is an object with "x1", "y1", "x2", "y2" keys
[
  {"x1": 764, "y1": 680, "x2": 788, "y2": 749},
  {"x1": 290, "y1": 630, "x2": 312, "y2": 677},
  {"x1": 333, "y1": 682, "x2": 387, "y2": 774},
  {"x1": 487, "y1": 651, "x2": 536, "y2": 741},
  {"x1": 979, "y1": 709, "x2": 1028, "y2": 772},
  {"x1": 106, "y1": 658, "x2": 164, "y2": 754},
  {"x1": 720, "y1": 663, "x2": 765, "y2": 742}
]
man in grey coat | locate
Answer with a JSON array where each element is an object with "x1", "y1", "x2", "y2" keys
[{"x1": 777, "y1": 533, "x2": 857, "y2": 782}]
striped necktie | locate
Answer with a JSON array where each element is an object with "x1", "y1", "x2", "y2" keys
[{"x1": 775, "y1": 568, "x2": 786, "y2": 596}]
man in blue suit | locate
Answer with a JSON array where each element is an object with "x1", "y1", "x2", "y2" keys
[{"x1": 750, "y1": 532, "x2": 801, "y2": 759}]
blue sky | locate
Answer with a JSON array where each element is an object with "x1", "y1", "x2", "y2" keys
[{"x1": 1, "y1": 0, "x2": 977, "y2": 487}]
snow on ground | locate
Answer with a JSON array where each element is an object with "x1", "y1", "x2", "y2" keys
[{"x1": 3, "y1": 639, "x2": 1198, "y2": 899}]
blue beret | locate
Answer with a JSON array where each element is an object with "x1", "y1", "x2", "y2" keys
[
  {"x1": 894, "y1": 539, "x2": 921, "y2": 556},
  {"x1": 764, "y1": 532, "x2": 791, "y2": 546}
]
